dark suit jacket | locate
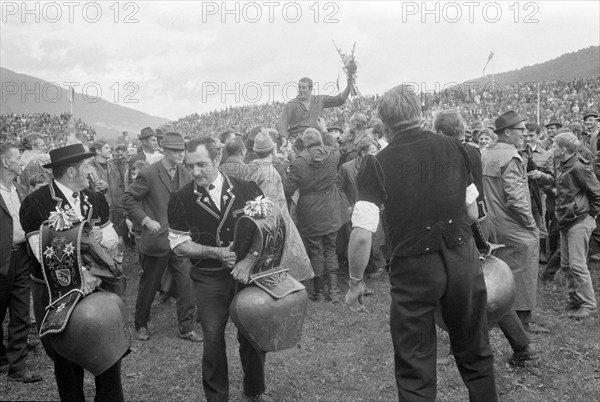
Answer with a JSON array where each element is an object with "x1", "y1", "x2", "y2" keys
[
  {"x1": 0, "y1": 181, "x2": 28, "y2": 276},
  {"x1": 19, "y1": 181, "x2": 110, "y2": 281},
  {"x1": 168, "y1": 175, "x2": 262, "y2": 280},
  {"x1": 123, "y1": 160, "x2": 191, "y2": 257}
]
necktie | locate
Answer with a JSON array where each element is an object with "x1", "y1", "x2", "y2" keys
[
  {"x1": 169, "y1": 168, "x2": 176, "y2": 179},
  {"x1": 208, "y1": 184, "x2": 220, "y2": 211},
  {"x1": 72, "y1": 192, "x2": 82, "y2": 217}
]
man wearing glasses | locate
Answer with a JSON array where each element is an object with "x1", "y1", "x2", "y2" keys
[{"x1": 482, "y1": 111, "x2": 548, "y2": 334}]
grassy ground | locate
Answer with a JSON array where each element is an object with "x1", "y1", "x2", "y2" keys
[{"x1": 3, "y1": 246, "x2": 599, "y2": 401}]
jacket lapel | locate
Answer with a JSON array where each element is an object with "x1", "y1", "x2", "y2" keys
[
  {"x1": 158, "y1": 164, "x2": 175, "y2": 193},
  {"x1": 194, "y1": 182, "x2": 220, "y2": 221},
  {"x1": 214, "y1": 176, "x2": 236, "y2": 245},
  {"x1": 81, "y1": 192, "x2": 94, "y2": 221},
  {"x1": 0, "y1": 182, "x2": 27, "y2": 216},
  {"x1": 220, "y1": 175, "x2": 235, "y2": 220},
  {"x1": 50, "y1": 181, "x2": 68, "y2": 210},
  {"x1": 15, "y1": 183, "x2": 27, "y2": 203},
  {"x1": 0, "y1": 191, "x2": 9, "y2": 215}
]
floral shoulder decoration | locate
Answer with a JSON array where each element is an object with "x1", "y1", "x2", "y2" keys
[
  {"x1": 243, "y1": 196, "x2": 274, "y2": 219},
  {"x1": 43, "y1": 206, "x2": 82, "y2": 287},
  {"x1": 48, "y1": 206, "x2": 81, "y2": 231},
  {"x1": 44, "y1": 236, "x2": 78, "y2": 287}
]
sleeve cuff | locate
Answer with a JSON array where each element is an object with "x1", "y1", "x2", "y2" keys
[
  {"x1": 351, "y1": 201, "x2": 380, "y2": 233},
  {"x1": 27, "y1": 232, "x2": 41, "y2": 263},
  {"x1": 466, "y1": 183, "x2": 479, "y2": 206},
  {"x1": 140, "y1": 216, "x2": 150, "y2": 226},
  {"x1": 169, "y1": 229, "x2": 192, "y2": 250}
]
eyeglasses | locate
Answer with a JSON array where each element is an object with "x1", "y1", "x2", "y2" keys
[{"x1": 510, "y1": 127, "x2": 526, "y2": 133}]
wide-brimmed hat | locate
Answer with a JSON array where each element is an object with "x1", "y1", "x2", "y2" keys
[
  {"x1": 161, "y1": 132, "x2": 185, "y2": 150},
  {"x1": 139, "y1": 127, "x2": 156, "y2": 140},
  {"x1": 156, "y1": 124, "x2": 175, "y2": 138},
  {"x1": 327, "y1": 122, "x2": 344, "y2": 133},
  {"x1": 43, "y1": 143, "x2": 95, "y2": 168},
  {"x1": 545, "y1": 120, "x2": 562, "y2": 129},
  {"x1": 253, "y1": 132, "x2": 275, "y2": 153},
  {"x1": 583, "y1": 111, "x2": 599, "y2": 120},
  {"x1": 494, "y1": 111, "x2": 527, "y2": 134}
]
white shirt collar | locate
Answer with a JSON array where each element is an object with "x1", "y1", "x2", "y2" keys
[
  {"x1": 210, "y1": 172, "x2": 223, "y2": 192},
  {"x1": 0, "y1": 181, "x2": 14, "y2": 192},
  {"x1": 54, "y1": 179, "x2": 76, "y2": 200}
]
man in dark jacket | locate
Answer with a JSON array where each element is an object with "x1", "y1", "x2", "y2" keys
[
  {"x1": 0, "y1": 143, "x2": 41, "y2": 383},
  {"x1": 345, "y1": 85, "x2": 497, "y2": 401},
  {"x1": 552, "y1": 132, "x2": 600, "y2": 319},
  {"x1": 167, "y1": 136, "x2": 269, "y2": 401},
  {"x1": 283, "y1": 128, "x2": 348, "y2": 302},
  {"x1": 123, "y1": 132, "x2": 200, "y2": 342},
  {"x1": 19, "y1": 143, "x2": 124, "y2": 400}
]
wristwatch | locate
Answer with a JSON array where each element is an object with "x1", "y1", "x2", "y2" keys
[{"x1": 249, "y1": 251, "x2": 259, "y2": 258}]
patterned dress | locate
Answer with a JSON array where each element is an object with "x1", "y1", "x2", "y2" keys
[{"x1": 247, "y1": 159, "x2": 314, "y2": 281}]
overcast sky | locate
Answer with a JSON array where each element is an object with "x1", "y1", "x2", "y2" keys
[{"x1": 1, "y1": 0, "x2": 599, "y2": 120}]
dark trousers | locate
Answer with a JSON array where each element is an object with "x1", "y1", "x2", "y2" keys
[
  {"x1": 304, "y1": 231, "x2": 339, "y2": 277},
  {"x1": 135, "y1": 251, "x2": 195, "y2": 333},
  {"x1": 542, "y1": 249, "x2": 562, "y2": 281},
  {"x1": 0, "y1": 244, "x2": 31, "y2": 374},
  {"x1": 194, "y1": 269, "x2": 266, "y2": 402},
  {"x1": 389, "y1": 242, "x2": 497, "y2": 402},
  {"x1": 31, "y1": 281, "x2": 124, "y2": 401},
  {"x1": 494, "y1": 310, "x2": 529, "y2": 352}
]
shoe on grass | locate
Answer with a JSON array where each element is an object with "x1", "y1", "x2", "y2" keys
[
  {"x1": 523, "y1": 322, "x2": 550, "y2": 334},
  {"x1": 368, "y1": 267, "x2": 387, "y2": 279},
  {"x1": 135, "y1": 327, "x2": 150, "y2": 341},
  {"x1": 565, "y1": 298, "x2": 582, "y2": 312},
  {"x1": 178, "y1": 330, "x2": 203, "y2": 342},
  {"x1": 509, "y1": 344, "x2": 540, "y2": 367},
  {"x1": 329, "y1": 288, "x2": 343, "y2": 303},
  {"x1": 568, "y1": 307, "x2": 598, "y2": 320},
  {"x1": 8, "y1": 368, "x2": 42, "y2": 383}
]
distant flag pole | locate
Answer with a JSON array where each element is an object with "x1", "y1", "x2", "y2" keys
[
  {"x1": 491, "y1": 50, "x2": 495, "y2": 86},
  {"x1": 538, "y1": 81, "x2": 540, "y2": 124},
  {"x1": 68, "y1": 85, "x2": 75, "y2": 116},
  {"x1": 483, "y1": 50, "x2": 495, "y2": 84}
]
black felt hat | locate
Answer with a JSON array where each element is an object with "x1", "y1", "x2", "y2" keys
[
  {"x1": 494, "y1": 111, "x2": 527, "y2": 134},
  {"x1": 43, "y1": 143, "x2": 95, "y2": 168}
]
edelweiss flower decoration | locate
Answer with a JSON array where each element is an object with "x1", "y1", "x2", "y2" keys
[
  {"x1": 47, "y1": 206, "x2": 81, "y2": 231},
  {"x1": 243, "y1": 196, "x2": 274, "y2": 219}
]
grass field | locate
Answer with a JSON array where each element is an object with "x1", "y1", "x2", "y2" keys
[{"x1": 3, "y1": 246, "x2": 599, "y2": 401}]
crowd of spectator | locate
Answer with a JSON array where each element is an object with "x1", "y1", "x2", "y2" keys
[
  {"x1": 170, "y1": 77, "x2": 599, "y2": 138},
  {"x1": 1, "y1": 77, "x2": 596, "y2": 150},
  {"x1": 0, "y1": 112, "x2": 96, "y2": 149}
]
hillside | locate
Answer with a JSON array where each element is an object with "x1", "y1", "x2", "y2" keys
[
  {"x1": 0, "y1": 67, "x2": 168, "y2": 141},
  {"x1": 466, "y1": 46, "x2": 600, "y2": 86}
]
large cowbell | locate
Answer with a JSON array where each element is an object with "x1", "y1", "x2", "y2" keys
[
  {"x1": 231, "y1": 200, "x2": 308, "y2": 352},
  {"x1": 435, "y1": 255, "x2": 516, "y2": 331},
  {"x1": 39, "y1": 217, "x2": 129, "y2": 375}
]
